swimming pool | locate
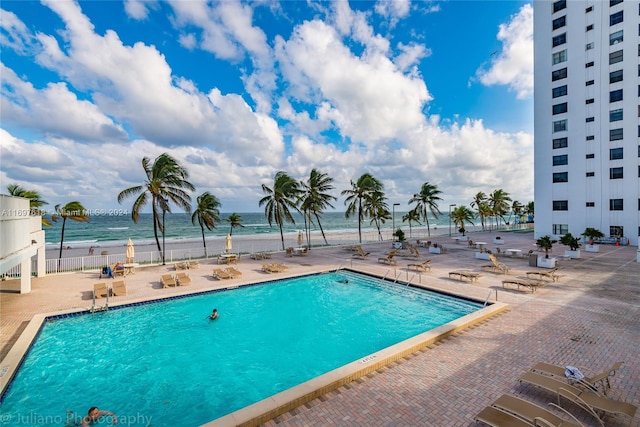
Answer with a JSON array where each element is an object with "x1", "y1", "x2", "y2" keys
[{"x1": 0, "y1": 270, "x2": 502, "y2": 426}]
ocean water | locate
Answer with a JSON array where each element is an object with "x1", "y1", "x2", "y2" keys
[{"x1": 43, "y1": 211, "x2": 451, "y2": 247}]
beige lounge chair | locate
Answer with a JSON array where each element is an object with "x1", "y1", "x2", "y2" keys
[
  {"x1": 502, "y1": 278, "x2": 545, "y2": 293},
  {"x1": 488, "y1": 394, "x2": 584, "y2": 427},
  {"x1": 187, "y1": 261, "x2": 199, "y2": 269},
  {"x1": 93, "y1": 282, "x2": 108, "y2": 298},
  {"x1": 481, "y1": 254, "x2": 510, "y2": 275},
  {"x1": 112, "y1": 264, "x2": 125, "y2": 278},
  {"x1": 378, "y1": 250, "x2": 397, "y2": 265},
  {"x1": 176, "y1": 272, "x2": 191, "y2": 286},
  {"x1": 285, "y1": 247, "x2": 294, "y2": 257},
  {"x1": 175, "y1": 262, "x2": 188, "y2": 270},
  {"x1": 161, "y1": 274, "x2": 177, "y2": 287},
  {"x1": 408, "y1": 259, "x2": 431, "y2": 272},
  {"x1": 518, "y1": 371, "x2": 637, "y2": 425},
  {"x1": 352, "y1": 245, "x2": 371, "y2": 259},
  {"x1": 448, "y1": 271, "x2": 482, "y2": 282},
  {"x1": 531, "y1": 361, "x2": 624, "y2": 395},
  {"x1": 475, "y1": 405, "x2": 533, "y2": 427},
  {"x1": 212, "y1": 269, "x2": 232, "y2": 280},
  {"x1": 526, "y1": 267, "x2": 562, "y2": 282},
  {"x1": 224, "y1": 267, "x2": 242, "y2": 278},
  {"x1": 112, "y1": 280, "x2": 127, "y2": 296}
]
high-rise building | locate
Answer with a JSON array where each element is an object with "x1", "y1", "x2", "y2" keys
[{"x1": 534, "y1": 0, "x2": 639, "y2": 246}]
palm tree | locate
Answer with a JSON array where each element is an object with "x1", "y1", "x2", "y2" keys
[
  {"x1": 300, "y1": 169, "x2": 337, "y2": 245},
  {"x1": 51, "y1": 201, "x2": 89, "y2": 260},
  {"x1": 536, "y1": 235, "x2": 557, "y2": 259},
  {"x1": 259, "y1": 171, "x2": 302, "y2": 250},
  {"x1": 117, "y1": 153, "x2": 194, "y2": 260},
  {"x1": 450, "y1": 205, "x2": 475, "y2": 236},
  {"x1": 402, "y1": 208, "x2": 422, "y2": 239},
  {"x1": 365, "y1": 190, "x2": 390, "y2": 241},
  {"x1": 225, "y1": 213, "x2": 245, "y2": 236},
  {"x1": 525, "y1": 201, "x2": 535, "y2": 222},
  {"x1": 470, "y1": 191, "x2": 487, "y2": 231},
  {"x1": 7, "y1": 183, "x2": 51, "y2": 226},
  {"x1": 408, "y1": 182, "x2": 442, "y2": 237},
  {"x1": 341, "y1": 173, "x2": 383, "y2": 243},
  {"x1": 477, "y1": 203, "x2": 493, "y2": 231},
  {"x1": 488, "y1": 189, "x2": 512, "y2": 228},
  {"x1": 191, "y1": 192, "x2": 221, "y2": 258}
]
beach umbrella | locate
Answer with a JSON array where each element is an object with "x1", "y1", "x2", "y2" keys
[
  {"x1": 126, "y1": 238, "x2": 135, "y2": 262},
  {"x1": 297, "y1": 230, "x2": 303, "y2": 247},
  {"x1": 225, "y1": 234, "x2": 232, "y2": 253}
]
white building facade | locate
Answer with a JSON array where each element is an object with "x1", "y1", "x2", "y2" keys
[{"x1": 534, "y1": 0, "x2": 639, "y2": 246}]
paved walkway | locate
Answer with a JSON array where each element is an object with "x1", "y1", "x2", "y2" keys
[{"x1": 1, "y1": 231, "x2": 639, "y2": 426}]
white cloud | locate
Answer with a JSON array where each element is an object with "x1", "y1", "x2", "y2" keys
[
  {"x1": 0, "y1": 8, "x2": 35, "y2": 54},
  {"x1": 476, "y1": 3, "x2": 533, "y2": 99},
  {"x1": 123, "y1": 0, "x2": 157, "y2": 20}
]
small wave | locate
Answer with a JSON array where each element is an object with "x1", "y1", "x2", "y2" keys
[{"x1": 107, "y1": 227, "x2": 129, "y2": 230}]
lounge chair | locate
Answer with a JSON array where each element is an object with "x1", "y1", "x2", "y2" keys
[
  {"x1": 224, "y1": 267, "x2": 242, "y2": 278},
  {"x1": 112, "y1": 264, "x2": 125, "y2": 278},
  {"x1": 481, "y1": 254, "x2": 510, "y2": 275},
  {"x1": 448, "y1": 271, "x2": 482, "y2": 282},
  {"x1": 175, "y1": 262, "x2": 188, "y2": 270},
  {"x1": 175, "y1": 272, "x2": 191, "y2": 286},
  {"x1": 526, "y1": 267, "x2": 562, "y2": 282},
  {"x1": 408, "y1": 259, "x2": 431, "y2": 272},
  {"x1": 502, "y1": 278, "x2": 545, "y2": 293},
  {"x1": 112, "y1": 280, "x2": 127, "y2": 296},
  {"x1": 212, "y1": 269, "x2": 232, "y2": 280},
  {"x1": 285, "y1": 247, "x2": 294, "y2": 257},
  {"x1": 378, "y1": 250, "x2": 397, "y2": 265},
  {"x1": 531, "y1": 361, "x2": 624, "y2": 395},
  {"x1": 272, "y1": 262, "x2": 288, "y2": 271},
  {"x1": 352, "y1": 245, "x2": 371, "y2": 259},
  {"x1": 518, "y1": 371, "x2": 637, "y2": 425},
  {"x1": 161, "y1": 274, "x2": 177, "y2": 287},
  {"x1": 262, "y1": 263, "x2": 277, "y2": 273},
  {"x1": 187, "y1": 261, "x2": 199, "y2": 269},
  {"x1": 475, "y1": 405, "x2": 533, "y2": 427},
  {"x1": 93, "y1": 282, "x2": 108, "y2": 298},
  {"x1": 487, "y1": 394, "x2": 585, "y2": 427}
]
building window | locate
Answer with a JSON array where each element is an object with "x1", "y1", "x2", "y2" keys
[
  {"x1": 610, "y1": 226, "x2": 623, "y2": 238},
  {"x1": 610, "y1": 89, "x2": 623, "y2": 102},
  {"x1": 585, "y1": 61, "x2": 595, "y2": 68},
  {"x1": 610, "y1": 69, "x2": 623, "y2": 83},
  {"x1": 586, "y1": 79, "x2": 595, "y2": 86},
  {"x1": 610, "y1": 109, "x2": 623, "y2": 121},
  {"x1": 609, "y1": 199, "x2": 623, "y2": 211},
  {"x1": 610, "y1": 0, "x2": 623, "y2": 6},
  {"x1": 553, "y1": 224, "x2": 569, "y2": 235},
  {"x1": 586, "y1": 202, "x2": 595, "y2": 207},
  {"x1": 552, "y1": 68, "x2": 567, "y2": 81},
  {"x1": 609, "y1": 50, "x2": 623, "y2": 64},
  {"x1": 586, "y1": 172, "x2": 595, "y2": 177},
  {"x1": 553, "y1": 154, "x2": 568, "y2": 166},
  {"x1": 553, "y1": 33, "x2": 567, "y2": 47},
  {"x1": 553, "y1": 119, "x2": 567, "y2": 132},
  {"x1": 552, "y1": 50, "x2": 567, "y2": 64},
  {"x1": 610, "y1": 128, "x2": 623, "y2": 141},
  {"x1": 585, "y1": 98, "x2": 595, "y2": 104},
  {"x1": 552, "y1": 85, "x2": 567, "y2": 98},
  {"x1": 586, "y1": 6, "x2": 593, "y2": 13},
  {"x1": 553, "y1": 103, "x2": 568, "y2": 114},
  {"x1": 586, "y1": 117, "x2": 595, "y2": 122},
  {"x1": 553, "y1": 16, "x2": 566, "y2": 30},
  {"x1": 553, "y1": 172, "x2": 568, "y2": 183},
  {"x1": 586, "y1": 135, "x2": 595, "y2": 141},
  {"x1": 610, "y1": 30, "x2": 624, "y2": 45},
  {"x1": 610, "y1": 147, "x2": 623, "y2": 160},
  {"x1": 553, "y1": 0, "x2": 566, "y2": 13},
  {"x1": 553, "y1": 201, "x2": 568, "y2": 211},
  {"x1": 610, "y1": 11, "x2": 623, "y2": 25},
  {"x1": 553, "y1": 137, "x2": 568, "y2": 149},
  {"x1": 586, "y1": 24, "x2": 594, "y2": 31},
  {"x1": 586, "y1": 153, "x2": 595, "y2": 159},
  {"x1": 610, "y1": 167, "x2": 624, "y2": 179},
  {"x1": 586, "y1": 42, "x2": 594, "y2": 50}
]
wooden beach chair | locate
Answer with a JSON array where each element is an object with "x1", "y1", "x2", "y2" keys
[
  {"x1": 481, "y1": 394, "x2": 585, "y2": 427},
  {"x1": 502, "y1": 278, "x2": 545, "y2": 293},
  {"x1": 175, "y1": 272, "x2": 191, "y2": 286},
  {"x1": 407, "y1": 259, "x2": 431, "y2": 272},
  {"x1": 112, "y1": 280, "x2": 127, "y2": 296},
  {"x1": 481, "y1": 254, "x2": 510, "y2": 275},
  {"x1": 378, "y1": 250, "x2": 397, "y2": 265},
  {"x1": 448, "y1": 271, "x2": 482, "y2": 282},
  {"x1": 161, "y1": 274, "x2": 177, "y2": 287},
  {"x1": 352, "y1": 245, "x2": 371, "y2": 259},
  {"x1": 224, "y1": 267, "x2": 242, "y2": 278},
  {"x1": 531, "y1": 361, "x2": 624, "y2": 395},
  {"x1": 526, "y1": 267, "x2": 562, "y2": 282},
  {"x1": 212, "y1": 269, "x2": 232, "y2": 280},
  {"x1": 93, "y1": 283, "x2": 108, "y2": 298}
]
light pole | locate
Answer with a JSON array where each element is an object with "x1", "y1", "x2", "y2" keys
[
  {"x1": 392, "y1": 203, "x2": 400, "y2": 241},
  {"x1": 448, "y1": 204, "x2": 456, "y2": 237}
]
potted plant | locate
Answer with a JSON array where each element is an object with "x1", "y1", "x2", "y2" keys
[
  {"x1": 536, "y1": 235, "x2": 557, "y2": 268},
  {"x1": 393, "y1": 229, "x2": 407, "y2": 249},
  {"x1": 582, "y1": 227, "x2": 604, "y2": 252},
  {"x1": 560, "y1": 233, "x2": 581, "y2": 259}
]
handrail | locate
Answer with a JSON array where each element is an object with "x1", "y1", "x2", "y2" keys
[
  {"x1": 405, "y1": 274, "x2": 416, "y2": 288},
  {"x1": 483, "y1": 290, "x2": 493, "y2": 307}
]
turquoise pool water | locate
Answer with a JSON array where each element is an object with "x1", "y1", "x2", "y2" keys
[{"x1": 0, "y1": 271, "x2": 481, "y2": 426}]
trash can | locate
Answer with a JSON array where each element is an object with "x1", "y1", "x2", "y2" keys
[{"x1": 529, "y1": 253, "x2": 538, "y2": 267}]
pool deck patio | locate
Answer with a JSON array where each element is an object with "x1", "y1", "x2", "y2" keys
[{"x1": 1, "y1": 231, "x2": 639, "y2": 426}]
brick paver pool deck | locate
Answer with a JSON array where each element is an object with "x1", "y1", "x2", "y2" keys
[{"x1": 1, "y1": 231, "x2": 638, "y2": 426}]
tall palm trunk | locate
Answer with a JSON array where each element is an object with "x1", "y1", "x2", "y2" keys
[
  {"x1": 357, "y1": 200, "x2": 363, "y2": 243},
  {"x1": 424, "y1": 208, "x2": 431, "y2": 237},
  {"x1": 58, "y1": 218, "x2": 67, "y2": 260},
  {"x1": 152, "y1": 203, "x2": 162, "y2": 253},
  {"x1": 314, "y1": 213, "x2": 329, "y2": 245},
  {"x1": 278, "y1": 222, "x2": 285, "y2": 250},
  {"x1": 200, "y1": 224, "x2": 208, "y2": 258}
]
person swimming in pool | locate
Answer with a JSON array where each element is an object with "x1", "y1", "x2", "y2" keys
[
  {"x1": 209, "y1": 308, "x2": 218, "y2": 320},
  {"x1": 336, "y1": 278, "x2": 349, "y2": 284},
  {"x1": 81, "y1": 406, "x2": 117, "y2": 426}
]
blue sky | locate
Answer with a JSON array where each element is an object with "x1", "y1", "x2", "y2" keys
[{"x1": 1, "y1": 0, "x2": 533, "y2": 214}]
